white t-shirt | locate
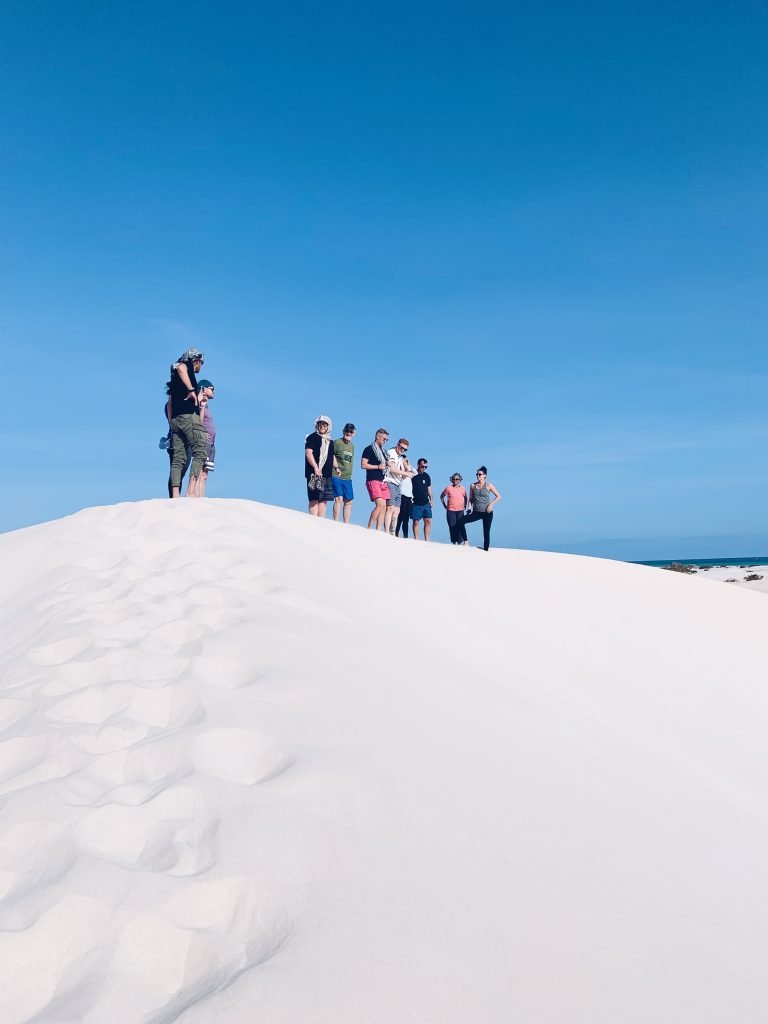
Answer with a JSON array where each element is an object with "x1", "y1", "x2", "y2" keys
[
  {"x1": 400, "y1": 473, "x2": 413, "y2": 499},
  {"x1": 384, "y1": 447, "x2": 404, "y2": 486}
]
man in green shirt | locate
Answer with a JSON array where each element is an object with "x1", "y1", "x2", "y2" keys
[{"x1": 332, "y1": 423, "x2": 356, "y2": 523}]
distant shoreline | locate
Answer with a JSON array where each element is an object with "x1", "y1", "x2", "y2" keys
[{"x1": 633, "y1": 556, "x2": 768, "y2": 568}]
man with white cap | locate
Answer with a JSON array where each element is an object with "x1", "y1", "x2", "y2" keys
[{"x1": 304, "y1": 414, "x2": 339, "y2": 517}]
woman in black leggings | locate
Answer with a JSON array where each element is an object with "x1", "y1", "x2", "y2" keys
[
  {"x1": 395, "y1": 459, "x2": 414, "y2": 537},
  {"x1": 462, "y1": 466, "x2": 501, "y2": 550}
]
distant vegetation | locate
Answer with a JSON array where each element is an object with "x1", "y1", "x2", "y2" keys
[
  {"x1": 744, "y1": 573, "x2": 764, "y2": 582},
  {"x1": 662, "y1": 563, "x2": 696, "y2": 574}
]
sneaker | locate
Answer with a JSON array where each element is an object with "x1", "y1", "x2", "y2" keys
[{"x1": 204, "y1": 460, "x2": 215, "y2": 471}]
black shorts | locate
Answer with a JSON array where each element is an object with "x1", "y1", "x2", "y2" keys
[{"x1": 307, "y1": 477, "x2": 334, "y2": 503}]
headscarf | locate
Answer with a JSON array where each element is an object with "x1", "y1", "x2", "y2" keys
[{"x1": 314, "y1": 414, "x2": 333, "y2": 473}]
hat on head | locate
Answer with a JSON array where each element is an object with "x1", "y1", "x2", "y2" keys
[
  {"x1": 179, "y1": 348, "x2": 205, "y2": 362},
  {"x1": 315, "y1": 413, "x2": 333, "y2": 431},
  {"x1": 197, "y1": 379, "x2": 214, "y2": 389},
  {"x1": 343, "y1": 422, "x2": 356, "y2": 432}
]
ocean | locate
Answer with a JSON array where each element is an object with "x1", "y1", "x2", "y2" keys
[{"x1": 635, "y1": 556, "x2": 768, "y2": 568}]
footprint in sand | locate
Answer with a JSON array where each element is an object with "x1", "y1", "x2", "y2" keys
[
  {"x1": 191, "y1": 728, "x2": 292, "y2": 785},
  {"x1": 191, "y1": 654, "x2": 263, "y2": 690},
  {"x1": 27, "y1": 635, "x2": 92, "y2": 666},
  {"x1": 0, "y1": 698, "x2": 34, "y2": 736},
  {"x1": 65, "y1": 734, "x2": 194, "y2": 807},
  {"x1": 141, "y1": 619, "x2": 206, "y2": 654},
  {"x1": 41, "y1": 655, "x2": 119, "y2": 697},
  {"x1": 0, "y1": 821, "x2": 76, "y2": 910},
  {"x1": 225, "y1": 561, "x2": 267, "y2": 581},
  {"x1": 268, "y1": 587, "x2": 350, "y2": 622},
  {"x1": 82, "y1": 877, "x2": 291, "y2": 1024},
  {"x1": 185, "y1": 586, "x2": 247, "y2": 609},
  {"x1": 40, "y1": 649, "x2": 188, "y2": 697},
  {"x1": 0, "y1": 735, "x2": 50, "y2": 784},
  {"x1": 74, "y1": 785, "x2": 219, "y2": 876},
  {"x1": 46, "y1": 684, "x2": 132, "y2": 726},
  {"x1": 0, "y1": 736, "x2": 83, "y2": 800},
  {"x1": 66, "y1": 725, "x2": 152, "y2": 756},
  {"x1": 73, "y1": 551, "x2": 127, "y2": 573},
  {"x1": 0, "y1": 895, "x2": 111, "y2": 1024},
  {"x1": 129, "y1": 684, "x2": 205, "y2": 729}
]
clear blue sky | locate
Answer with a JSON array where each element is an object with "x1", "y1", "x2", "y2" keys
[{"x1": 2, "y1": 1, "x2": 766, "y2": 558}]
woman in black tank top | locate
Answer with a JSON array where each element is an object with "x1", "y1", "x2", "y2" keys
[{"x1": 462, "y1": 467, "x2": 501, "y2": 551}]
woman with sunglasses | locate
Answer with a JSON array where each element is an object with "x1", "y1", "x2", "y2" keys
[
  {"x1": 305, "y1": 415, "x2": 339, "y2": 517},
  {"x1": 462, "y1": 466, "x2": 501, "y2": 551},
  {"x1": 440, "y1": 473, "x2": 469, "y2": 545}
]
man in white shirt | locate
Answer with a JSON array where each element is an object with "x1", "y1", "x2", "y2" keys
[{"x1": 383, "y1": 438, "x2": 413, "y2": 534}]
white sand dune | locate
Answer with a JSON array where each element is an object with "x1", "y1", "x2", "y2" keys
[{"x1": 0, "y1": 498, "x2": 767, "y2": 1023}]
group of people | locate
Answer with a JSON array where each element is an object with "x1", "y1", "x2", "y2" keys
[
  {"x1": 158, "y1": 365, "x2": 502, "y2": 550},
  {"x1": 304, "y1": 417, "x2": 501, "y2": 549},
  {"x1": 162, "y1": 348, "x2": 217, "y2": 497}
]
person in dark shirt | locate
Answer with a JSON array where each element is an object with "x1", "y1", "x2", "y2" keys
[
  {"x1": 410, "y1": 458, "x2": 433, "y2": 541},
  {"x1": 361, "y1": 428, "x2": 390, "y2": 530},
  {"x1": 305, "y1": 414, "x2": 339, "y2": 517},
  {"x1": 166, "y1": 348, "x2": 209, "y2": 498}
]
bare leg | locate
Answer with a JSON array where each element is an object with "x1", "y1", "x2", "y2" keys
[
  {"x1": 309, "y1": 500, "x2": 322, "y2": 516},
  {"x1": 343, "y1": 500, "x2": 353, "y2": 523},
  {"x1": 198, "y1": 471, "x2": 208, "y2": 497},
  {"x1": 412, "y1": 520, "x2": 420, "y2": 541},
  {"x1": 368, "y1": 500, "x2": 384, "y2": 529},
  {"x1": 424, "y1": 519, "x2": 432, "y2": 542},
  {"x1": 333, "y1": 497, "x2": 343, "y2": 521},
  {"x1": 370, "y1": 498, "x2": 387, "y2": 529},
  {"x1": 317, "y1": 501, "x2": 328, "y2": 518}
]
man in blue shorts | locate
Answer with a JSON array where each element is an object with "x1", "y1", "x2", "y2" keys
[
  {"x1": 332, "y1": 423, "x2": 356, "y2": 523},
  {"x1": 410, "y1": 458, "x2": 433, "y2": 541}
]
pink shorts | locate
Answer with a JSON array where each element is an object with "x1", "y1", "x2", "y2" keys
[{"x1": 366, "y1": 480, "x2": 391, "y2": 501}]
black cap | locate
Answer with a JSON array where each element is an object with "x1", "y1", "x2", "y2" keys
[{"x1": 343, "y1": 423, "x2": 356, "y2": 432}]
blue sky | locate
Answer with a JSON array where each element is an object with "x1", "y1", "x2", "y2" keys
[{"x1": 1, "y1": 1, "x2": 766, "y2": 557}]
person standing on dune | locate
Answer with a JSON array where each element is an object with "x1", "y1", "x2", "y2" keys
[
  {"x1": 305, "y1": 415, "x2": 338, "y2": 517},
  {"x1": 332, "y1": 423, "x2": 356, "y2": 523},
  {"x1": 462, "y1": 466, "x2": 501, "y2": 551},
  {"x1": 361, "y1": 428, "x2": 390, "y2": 531},
  {"x1": 440, "y1": 473, "x2": 469, "y2": 545},
  {"x1": 384, "y1": 438, "x2": 412, "y2": 535},
  {"x1": 410, "y1": 458, "x2": 433, "y2": 541},
  {"x1": 395, "y1": 453, "x2": 415, "y2": 537},
  {"x1": 167, "y1": 348, "x2": 208, "y2": 499},
  {"x1": 187, "y1": 379, "x2": 216, "y2": 497}
]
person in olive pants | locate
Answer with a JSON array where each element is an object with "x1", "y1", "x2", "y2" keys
[{"x1": 166, "y1": 349, "x2": 209, "y2": 497}]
